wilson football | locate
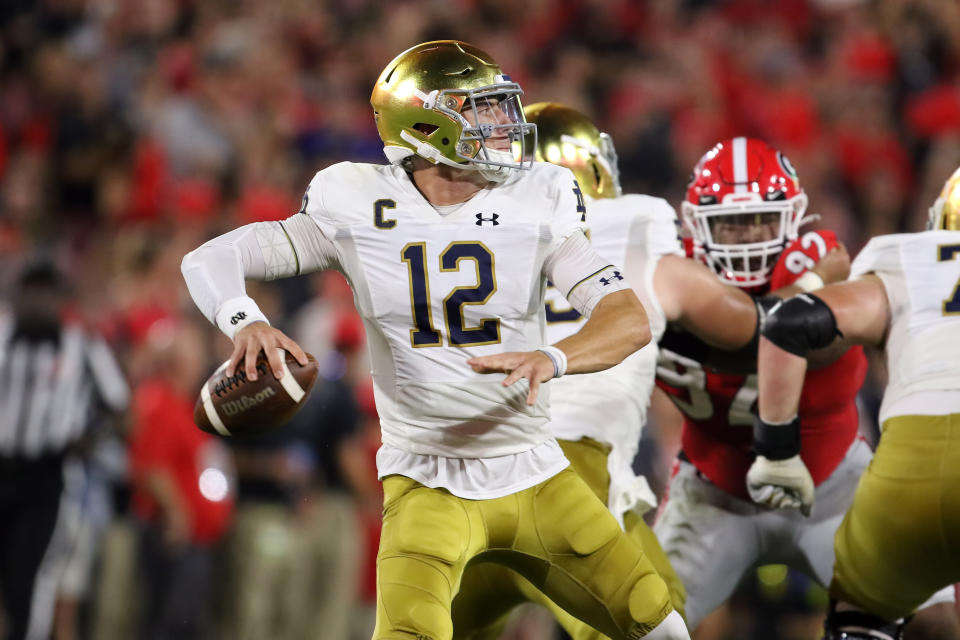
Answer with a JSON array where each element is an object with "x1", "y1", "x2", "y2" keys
[{"x1": 194, "y1": 349, "x2": 319, "y2": 436}]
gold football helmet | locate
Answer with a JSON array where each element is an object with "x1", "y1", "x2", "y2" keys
[
  {"x1": 370, "y1": 40, "x2": 535, "y2": 182},
  {"x1": 524, "y1": 102, "x2": 621, "y2": 199},
  {"x1": 930, "y1": 166, "x2": 960, "y2": 231}
]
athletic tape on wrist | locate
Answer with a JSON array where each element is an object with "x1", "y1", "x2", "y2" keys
[
  {"x1": 537, "y1": 346, "x2": 568, "y2": 378},
  {"x1": 753, "y1": 414, "x2": 802, "y2": 460},
  {"x1": 795, "y1": 271, "x2": 825, "y2": 292}
]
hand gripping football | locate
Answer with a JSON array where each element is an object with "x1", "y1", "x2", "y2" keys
[{"x1": 194, "y1": 349, "x2": 319, "y2": 436}]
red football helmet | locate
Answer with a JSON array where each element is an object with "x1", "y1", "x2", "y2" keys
[{"x1": 681, "y1": 137, "x2": 808, "y2": 289}]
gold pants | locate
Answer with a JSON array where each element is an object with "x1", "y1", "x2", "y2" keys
[
  {"x1": 450, "y1": 438, "x2": 686, "y2": 640},
  {"x1": 373, "y1": 447, "x2": 674, "y2": 640},
  {"x1": 831, "y1": 413, "x2": 960, "y2": 620}
]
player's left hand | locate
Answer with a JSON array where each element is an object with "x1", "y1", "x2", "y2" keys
[
  {"x1": 746, "y1": 454, "x2": 815, "y2": 516},
  {"x1": 467, "y1": 351, "x2": 555, "y2": 406},
  {"x1": 811, "y1": 244, "x2": 850, "y2": 285}
]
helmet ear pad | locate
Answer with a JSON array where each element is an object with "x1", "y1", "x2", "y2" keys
[
  {"x1": 409, "y1": 123, "x2": 458, "y2": 156},
  {"x1": 407, "y1": 96, "x2": 473, "y2": 159},
  {"x1": 397, "y1": 109, "x2": 473, "y2": 167}
]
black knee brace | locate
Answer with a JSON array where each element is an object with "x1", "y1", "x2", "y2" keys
[
  {"x1": 762, "y1": 294, "x2": 843, "y2": 357},
  {"x1": 823, "y1": 601, "x2": 908, "y2": 640}
]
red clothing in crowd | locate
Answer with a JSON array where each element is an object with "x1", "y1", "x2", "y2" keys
[{"x1": 129, "y1": 379, "x2": 234, "y2": 545}]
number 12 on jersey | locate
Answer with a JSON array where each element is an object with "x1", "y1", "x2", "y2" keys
[{"x1": 401, "y1": 241, "x2": 501, "y2": 347}]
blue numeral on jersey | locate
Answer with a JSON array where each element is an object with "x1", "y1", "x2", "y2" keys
[
  {"x1": 402, "y1": 243, "x2": 442, "y2": 347},
  {"x1": 572, "y1": 180, "x2": 586, "y2": 222},
  {"x1": 401, "y1": 242, "x2": 501, "y2": 348},
  {"x1": 298, "y1": 186, "x2": 310, "y2": 215},
  {"x1": 441, "y1": 242, "x2": 500, "y2": 346},
  {"x1": 545, "y1": 304, "x2": 582, "y2": 323},
  {"x1": 544, "y1": 282, "x2": 582, "y2": 324},
  {"x1": 938, "y1": 244, "x2": 960, "y2": 315}
]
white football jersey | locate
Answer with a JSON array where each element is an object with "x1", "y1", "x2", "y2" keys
[
  {"x1": 850, "y1": 230, "x2": 960, "y2": 424},
  {"x1": 544, "y1": 194, "x2": 682, "y2": 517},
  {"x1": 301, "y1": 161, "x2": 620, "y2": 459}
]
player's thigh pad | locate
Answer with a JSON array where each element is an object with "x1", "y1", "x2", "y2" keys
[
  {"x1": 492, "y1": 514, "x2": 685, "y2": 640},
  {"x1": 534, "y1": 513, "x2": 689, "y2": 640},
  {"x1": 375, "y1": 475, "x2": 473, "y2": 640},
  {"x1": 534, "y1": 467, "x2": 621, "y2": 556},
  {"x1": 832, "y1": 414, "x2": 960, "y2": 621},
  {"x1": 531, "y1": 468, "x2": 672, "y2": 638}
]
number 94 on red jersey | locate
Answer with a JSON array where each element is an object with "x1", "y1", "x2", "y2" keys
[{"x1": 654, "y1": 325, "x2": 867, "y2": 500}]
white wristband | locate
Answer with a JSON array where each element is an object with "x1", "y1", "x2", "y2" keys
[
  {"x1": 537, "y1": 345, "x2": 568, "y2": 379},
  {"x1": 795, "y1": 271, "x2": 825, "y2": 293},
  {"x1": 215, "y1": 296, "x2": 270, "y2": 339}
]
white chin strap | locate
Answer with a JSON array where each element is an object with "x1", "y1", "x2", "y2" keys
[
  {"x1": 476, "y1": 149, "x2": 517, "y2": 183},
  {"x1": 398, "y1": 130, "x2": 468, "y2": 170}
]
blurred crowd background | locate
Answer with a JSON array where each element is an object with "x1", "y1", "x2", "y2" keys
[{"x1": 0, "y1": 0, "x2": 958, "y2": 639}]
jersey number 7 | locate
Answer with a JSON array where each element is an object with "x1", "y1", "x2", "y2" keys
[
  {"x1": 402, "y1": 242, "x2": 502, "y2": 347},
  {"x1": 938, "y1": 244, "x2": 960, "y2": 315}
]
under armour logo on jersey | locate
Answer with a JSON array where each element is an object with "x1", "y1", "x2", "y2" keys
[
  {"x1": 475, "y1": 212, "x2": 500, "y2": 226},
  {"x1": 599, "y1": 271, "x2": 623, "y2": 286},
  {"x1": 230, "y1": 311, "x2": 247, "y2": 325}
]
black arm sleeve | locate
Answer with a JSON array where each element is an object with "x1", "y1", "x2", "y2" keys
[{"x1": 761, "y1": 294, "x2": 843, "y2": 357}]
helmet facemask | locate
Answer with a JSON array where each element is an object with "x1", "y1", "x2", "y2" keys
[
  {"x1": 682, "y1": 192, "x2": 808, "y2": 288},
  {"x1": 397, "y1": 77, "x2": 536, "y2": 182},
  {"x1": 596, "y1": 132, "x2": 623, "y2": 197}
]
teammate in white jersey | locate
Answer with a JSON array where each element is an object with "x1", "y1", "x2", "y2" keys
[
  {"x1": 451, "y1": 105, "x2": 779, "y2": 639},
  {"x1": 754, "y1": 166, "x2": 960, "y2": 640},
  {"x1": 181, "y1": 42, "x2": 689, "y2": 640}
]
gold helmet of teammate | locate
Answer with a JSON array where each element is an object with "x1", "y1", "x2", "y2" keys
[
  {"x1": 524, "y1": 102, "x2": 622, "y2": 199},
  {"x1": 930, "y1": 166, "x2": 960, "y2": 231},
  {"x1": 370, "y1": 40, "x2": 535, "y2": 182}
]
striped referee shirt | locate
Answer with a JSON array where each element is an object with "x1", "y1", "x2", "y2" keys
[{"x1": 0, "y1": 316, "x2": 129, "y2": 459}]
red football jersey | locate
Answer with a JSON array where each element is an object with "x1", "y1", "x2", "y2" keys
[{"x1": 656, "y1": 230, "x2": 868, "y2": 499}]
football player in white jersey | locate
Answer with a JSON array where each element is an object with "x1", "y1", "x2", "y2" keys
[
  {"x1": 181, "y1": 41, "x2": 689, "y2": 640},
  {"x1": 753, "y1": 166, "x2": 960, "y2": 640},
  {"x1": 451, "y1": 105, "x2": 786, "y2": 639}
]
